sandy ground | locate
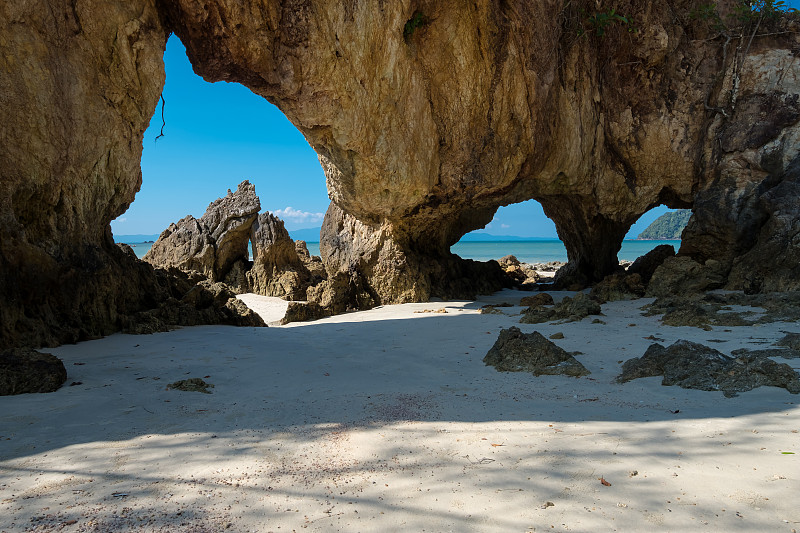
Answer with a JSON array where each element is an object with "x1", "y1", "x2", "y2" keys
[{"x1": 1, "y1": 289, "x2": 799, "y2": 532}]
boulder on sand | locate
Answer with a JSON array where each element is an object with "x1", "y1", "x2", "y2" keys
[
  {"x1": 0, "y1": 349, "x2": 67, "y2": 395},
  {"x1": 484, "y1": 327, "x2": 589, "y2": 377}
]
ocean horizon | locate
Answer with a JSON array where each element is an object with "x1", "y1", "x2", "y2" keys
[{"x1": 121, "y1": 238, "x2": 680, "y2": 265}]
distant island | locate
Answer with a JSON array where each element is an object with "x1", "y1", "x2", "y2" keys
[{"x1": 637, "y1": 209, "x2": 691, "y2": 240}]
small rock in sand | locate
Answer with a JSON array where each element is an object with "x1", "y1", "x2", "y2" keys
[
  {"x1": 484, "y1": 327, "x2": 590, "y2": 377},
  {"x1": 616, "y1": 340, "x2": 800, "y2": 397},
  {"x1": 167, "y1": 378, "x2": 215, "y2": 394}
]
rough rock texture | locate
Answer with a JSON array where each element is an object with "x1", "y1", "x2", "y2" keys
[
  {"x1": 725, "y1": 175, "x2": 800, "y2": 292},
  {"x1": 498, "y1": 255, "x2": 540, "y2": 289},
  {"x1": 590, "y1": 272, "x2": 646, "y2": 302},
  {"x1": 484, "y1": 327, "x2": 590, "y2": 377},
  {"x1": 0, "y1": 349, "x2": 67, "y2": 395},
  {"x1": 280, "y1": 301, "x2": 329, "y2": 325},
  {"x1": 145, "y1": 215, "x2": 216, "y2": 277},
  {"x1": 5, "y1": 1, "x2": 800, "y2": 347},
  {"x1": 776, "y1": 333, "x2": 800, "y2": 351},
  {"x1": 157, "y1": 0, "x2": 800, "y2": 294},
  {"x1": 318, "y1": 203, "x2": 512, "y2": 303},
  {"x1": 124, "y1": 277, "x2": 265, "y2": 334},
  {"x1": 145, "y1": 181, "x2": 260, "y2": 284},
  {"x1": 247, "y1": 212, "x2": 315, "y2": 300},
  {"x1": 520, "y1": 293, "x2": 555, "y2": 308},
  {"x1": 167, "y1": 377, "x2": 215, "y2": 393},
  {"x1": 732, "y1": 347, "x2": 800, "y2": 360},
  {"x1": 627, "y1": 245, "x2": 675, "y2": 285},
  {"x1": 520, "y1": 292, "x2": 602, "y2": 324},
  {"x1": 644, "y1": 291, "x2": 800, "y2": 330},
  {"x1": 616, "y1": 340, "x2": 800, "y2": 397},
  {"x1": 0, "y1": 0, "x2": 173, "y2": 348},
  {"x1": 646, "y1": 257, "x2": 727, "y2": 297}
]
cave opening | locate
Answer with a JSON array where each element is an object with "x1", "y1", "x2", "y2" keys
[
  {"x1": 451, "y1": 200, "x2": 687, "y2": 268},
  {"x1": 111, "y1": 35, "x2": 329, "y2": 258},
  {"x1": 451, "y1": 199, "x2": 565, "y2": 264}
]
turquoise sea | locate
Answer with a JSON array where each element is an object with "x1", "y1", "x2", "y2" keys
[{"x1": 123, "y1": 239, "x2": 679, "y2": 264}]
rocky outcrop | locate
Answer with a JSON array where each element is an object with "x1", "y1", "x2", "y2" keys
[
  {"x1": 124, "y1": 276, "x2": 265, "y2": 334},
  {"x1": 144, "y1": 181, "x2": 260, "y2": 285},
  {"x1": 498, "y1": 255, "x2": 540, "y2": 289},
  {"x1": 319, "y1": 202, "x2": 511, "y2": 303},
  {"x1": 4, "y1": 1, "x2": 800, "y2": 347},
  {"x1": 155, "y1": 0, "x2": 800, "y2": 293},
  {"x1": 725, "y1": 174, "x2": 800, "y2": 292},
  {"x1": 646, "y1": 257, "x2": 727, "y2": 297},
  {"x1": 247, "y1": 212, "x2": 316, "y2": 300},
  {"x1": 590, "y1": 272, "x2": 646, "y2": 302},
  {"x1": 627, "y1": 245, "x2": 675, "y2": 285},
  {"x1": 616, "y1": 340, "x2": 800, "y2": 397},
  {"x1": 0, "y1": 349, "x2": 67, "y2": 395},
  {"x1": 484, "y1": 327, "x2": 590, "y2": 377},
  {"x1": 520, "y1": 292, "x2": 602, "y2": 324}
]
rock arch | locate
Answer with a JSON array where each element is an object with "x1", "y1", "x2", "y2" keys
[{"x1": 2, "y1": 0, "x2": 800, "y2": 347}]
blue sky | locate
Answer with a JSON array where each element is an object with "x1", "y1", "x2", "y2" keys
[{"x1": 113, "y1": 3, "x2": 800, "y2": 239}]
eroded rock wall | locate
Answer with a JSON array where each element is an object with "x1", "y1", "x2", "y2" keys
[
  {"x1": 4, "y1": 1, "x2": 800, "y2": 348},
  {"x1": 160, "y1": 0, "x2": 800, "y2": 293},
  {"x1": 0, "y1": 1, "x2": 262, "y2": 348}
]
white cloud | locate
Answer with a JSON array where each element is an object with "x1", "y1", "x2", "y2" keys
[
  {"x1": 272, "y1": 207, "x2": 325, "y2": 224},
  {"x1": 113, "y1": 217, "x2": 127, "y2": 224},
  {"x1": 500, "y1": 224, "x2": 510, "y2": 229}
]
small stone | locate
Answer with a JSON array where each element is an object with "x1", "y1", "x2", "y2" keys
[
  {"x1": 484, "y1": 327, "x2": 590, "y2": 377},
  {"x1": 166, "y1": 378, "x2": 215, "y2": 394}
]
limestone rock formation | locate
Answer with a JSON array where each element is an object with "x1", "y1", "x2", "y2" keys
[
  {"x1": 627, "y1": 245, "x2": 676, "y2": 285},
  {"x1": 484, "y1": 327, "x2": 590, "y2": 377},
  {"x1": 520, "y1": 293, "x2": 555, "y2": 308},
  {"x1": 646, "y1": 257, "x2": 727, "y2": 297},
  {"x1": 145, "y1": 181, "x2": 260, "y2": 285},
  {"x1": 4, "y1": 1, "x2": 800, "y2": 348},
  {"x1": 156, "y1": 1, "x2": 800, "y2": 293},
  {"x1": 0, "y1": 349, "x2": 67, "y2": 395},
  {"x1": 520, "y1": 292, "x2": 602, "y2": 324},
  {"x1": 498, "y1": 255, "x2": 540, "y2": 289},
  {"x1": 616, "y1": 340, "x2": 800, "y2": 397},
  {"x1": 590, "y1": 272, "x2": 646, "y2": 302},
  {"x1": 145, "y1": 216, "x2": 216, "y2": 277},
  {"x1": 247, "y1": 212, "x2": 314, "y2": 300}
]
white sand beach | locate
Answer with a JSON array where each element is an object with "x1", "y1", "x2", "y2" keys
[{"x1": 1, "y1": 290, "x2": 798, "y2": 532}]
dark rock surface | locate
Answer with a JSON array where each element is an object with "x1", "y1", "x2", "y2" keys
[
  {"x1": 732, "y1": 347, "x2": 800, "y2": 360},
  {"x1": 627, "y1": 245, "x2": 676, "y2": 284},
  {"x1": 167, "y1": 378, "x2": 215, "y2": 394},
  {"x1": 616, "y1": 340, "x2": 800, "y2": 397},
  {"x1": 590, "y1": 272, "x2": 646, "y2": 302},
  {"x1": 643, "y1": 291, "x2": 800, "y2": 330},
  {"x1": 520, "y1": 293, "x2": 555, "y2": 308},
  {"x1": 0, "y1": 349, "x2": 67, "y2": 395},
  {"x1": 484, "y1": 327, "x2": 589, "y2": 377},
  {"x1": 646, "y1": 257, "x2": 727, "y2": 298},
  {"x1": 520, "y1": 293, "x2": 602, "y2": 324},
  {"x1": 776, "y1": 332, "x2": 800, "y2": 351},
  {"x1": 280, "y1": 301, "x2": 329, "y2": 325}
]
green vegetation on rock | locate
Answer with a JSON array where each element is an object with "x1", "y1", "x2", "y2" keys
[{"x1": 637, "y1": 210, "x2": 691, "y2": 240}]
